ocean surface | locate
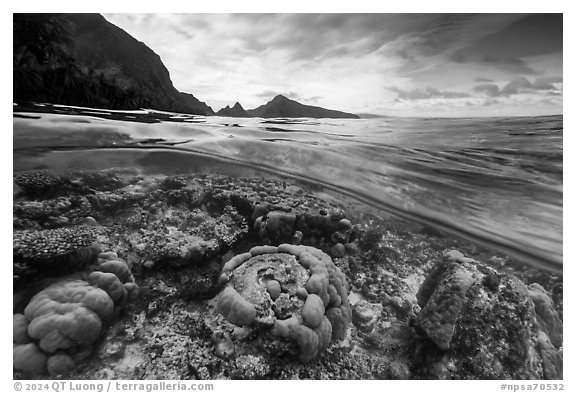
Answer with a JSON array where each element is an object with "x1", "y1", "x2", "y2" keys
[{"x1": 13, "y1": 104, "x2": 563, "y2": 273}]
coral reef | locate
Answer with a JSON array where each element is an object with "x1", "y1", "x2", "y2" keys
[
  {"x1": 74, "y1": 170, "x2": 126, "y2": 191},
  {"x1": 217, "y1": 244, "x2": 351, "y2": 361},
  {"x1": 12, "y1": 170, "x2": 563, "y2": 380}
]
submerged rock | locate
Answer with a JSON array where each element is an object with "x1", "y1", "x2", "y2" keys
[
  {"x1": 414, "y1": 249, "x2": 563, "y2": 379},
  {"x1": 416, "y1": 251, "x2": 480, "y2": 350},
  {"x1": 528, "y1": 283, "x2": 563, "y2": 348},
  {"x1": 352, "y1": 300, "x2": 382, "y2": 333}
]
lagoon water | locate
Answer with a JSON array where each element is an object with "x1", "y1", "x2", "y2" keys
[{"x1": 13, "y1": 104, "x2": 563, "y2": 273}]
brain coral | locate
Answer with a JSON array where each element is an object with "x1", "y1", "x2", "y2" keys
[
  {"x1": 24, "y1": 279, "x2": 113, "y2": 352},
  {"x1": 13, "y1": 251, "x2": 139, "y2": 376},
  {"x1": 217, "y1": 244, "x2": 351, "y2": 361},
  {"x1": 13, "y1": 343, "x2": 47, "y2": 374}
]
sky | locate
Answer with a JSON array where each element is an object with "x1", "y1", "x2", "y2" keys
[{"x1": 103, "y1": 13, "x2": 563, "y2": 117}]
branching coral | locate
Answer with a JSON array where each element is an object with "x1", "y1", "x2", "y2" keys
[{"x1": 217, "y1": 244, "x2": 351, "y2": 361}]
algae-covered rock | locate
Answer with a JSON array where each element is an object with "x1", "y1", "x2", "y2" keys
[
  {"x1": 217, "y1": 244, "x2": 351, "y2": 361},
  {"x1": 528, "y1": 283, "x2": 563, "y2": 348},
  {"x1": 416, "y1": 256, "x2": 478, "y2": 350},
  {"x1": 414, "y1": 249, "x2": 563, "y2": 379},
  {"x1": 352, "y1": 300, "x2": 382, "y2": 333},
  {"x1": 536, "y1": 332, "x2": 563, "y2": 380}
]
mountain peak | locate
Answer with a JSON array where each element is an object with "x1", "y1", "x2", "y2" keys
[
  {"x1": 216, "y1": 101, "x2": 250, "y2": 117},
  {"x1": 271, "y1": 94, "x2": 290, "y2": 103},
  {"x1": 248, "y1": 95, "x2": 359, "y2": 119}
]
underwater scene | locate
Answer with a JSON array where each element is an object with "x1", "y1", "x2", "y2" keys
[{"x1": 12, "y1": 103, "x2": 563, "y2": 380}]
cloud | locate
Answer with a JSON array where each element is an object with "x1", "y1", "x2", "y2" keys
[
  {"x1": 480, "y1": 56, "x2": 537, "y2": 75},
  {"x1": 236, "y1": 14, "x2": 404, "y2": 61},
  {"x1": 473, "y1": 76, "x2": 563, "y2": 97},
  {"x1": 532, "y1": 76, "x2": 563, "y2": 90},
  {"x1": 448, "y1": 51, "x2": 467, "y2": 63},
  {"x1": 392, "y1": 15, "x2": 521, "y2": 59},
  {"x1": 473, "y1": 84, "x2": 500, "y2": 97},
  {"x1": 172, "y1": 26, "x2": 194, "y2": 40},
  {"x1": 482, "y1": 98, "x2": 501, "y2": 106},
  {"x1": 254, "y1": 90, "x2": 325, "y2": 104},
  {"x1": 305, "y1": 96, "x2": 323, "y2": 103},
  {"x1": 390, "y1": 87, "x2": 470, "y2": 100},
  {"x1": 460, "y1": 14, "x2": 563, "y2": 59},
  {"x1": 500, "y1": 76, "x2": 533, "y2": 95},
  {"x1": 102, "y1": 13, "x2": 562, "y2": 117},
  {"x1": 446, "y1": 14, "x2": 562, "y2": 75},
  {"x1": 255, "y1": 90, "x2": 301, "y2": 100}
]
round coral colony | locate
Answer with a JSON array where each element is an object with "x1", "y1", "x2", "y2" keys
[
  {"x1": 13, "y1": 251, "x2": 139, "y2": 376},
  {"x1": 217, "y1": 243, "x2": 351, "y2": 361}
]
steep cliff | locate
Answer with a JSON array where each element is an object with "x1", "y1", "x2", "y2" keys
[{"x1": 13, "y1": 13, "x2": 214, "y2": 115}]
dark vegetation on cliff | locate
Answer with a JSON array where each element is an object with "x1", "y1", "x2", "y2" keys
[{"x1": 13, "y1": 14, "x2": 214, "y2": 115}]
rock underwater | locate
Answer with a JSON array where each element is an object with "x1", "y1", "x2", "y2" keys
[
  {"x1": 217, "y1": 244, "x2": 351, "y2": 361},
  {"x1": 414, "y1": 250, "x2": 563, "y2": 379}
]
